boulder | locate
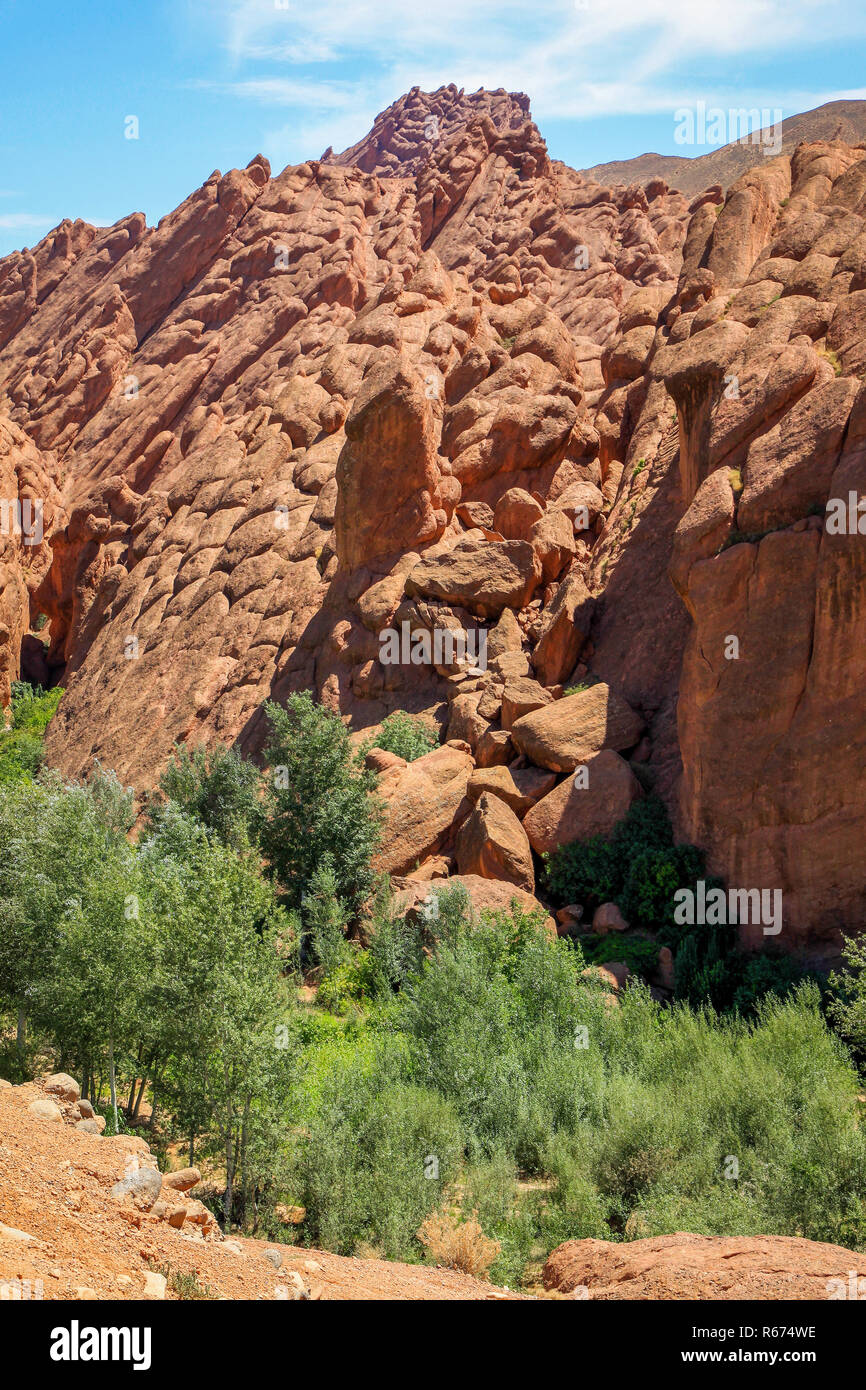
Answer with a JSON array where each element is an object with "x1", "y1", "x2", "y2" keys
[
  {"x1": 523, "y1": 750, "x2": 641, "y2": 854},
  {"x1": 467, "y1": 765, "x2": 557, "y2": 817},
  {"x1": 163, "y1": 1166, "x2": 202, "y2": 1193},
  {"x1": 391, "y1": 873, "x2": 555, "y2": 934},
  {"x1": 28, "y1": 1098, "x2": 63, "y2": 1123},
  {"x1": 592, "y1": 902, "x2": 630, "y2": 935},
  {"x1": 110, "y1": 1165, "x2": 163, "y2": 1209},
  {"x1": 455, "y1": 793, "x2": 535, "y2": 892},
  {"x1": 531, "y1": 573, "x2": 594, "y2": 686},
  {"x1": 511, "y1": 684, "x2": 644, "y2": 772},
  {"x1": 373, "y1": 744, "x2": 474, "y2": 875},
  {"x1": 404, "y1": 537, "x2": 542, "y2": 617},
  {"x1": 493, "y1": 488, "x2": 544, "y2": 540},
  {"x1": 475, "y1": 729, "x2": 515, "y2": 767},
  {"x1": 500, "y1": 676, "x2": 553, "y2": 730},
  {"x1": 43, "y1": 1073, "x2": 80, "y2": 1103},
  {"x1": 542, "y1": 1232, "x2": 866, "y2": 1300}
]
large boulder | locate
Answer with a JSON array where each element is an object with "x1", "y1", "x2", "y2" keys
[
  {"x1": 511, "y1": 684, "x2": 644, "y2": 773},
  {"x1": 455, "y1": 791, "x2": 535, "y2": 892},
  {"x1": 531, "y1": 572, "x2": 594, "y2": 686},
  {"x1": 334, "y1": 352, "x2": 450, "y2": 570},
  {"x1": 373, "y1": 744, "x2": 474, "y2": 875},
  {"x1": 523, "y1": 750, "x2": 641, "y2": 854},
  {"x1": 404, "y1": 536, "x2": 542, "y2": 617},
  {"x1": 467, "y1": 764, "x2": 556, "y2": 817},
  {"x1": 391, "y1": 873, "x2": 555, "y2": 934}
]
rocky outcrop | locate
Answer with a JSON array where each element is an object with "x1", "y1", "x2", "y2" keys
[
  {"x1": 543, "y1": 1231, "x2": 866, "y2": 1300},
  {"x1": 2, "y1": 88, "x2": 866, "y2": 953}
]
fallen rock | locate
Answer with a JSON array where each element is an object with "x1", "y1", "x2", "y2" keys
[
  {"x1": 467, "y1": 764, "x2": 557, "y2": 817},
  {"x1": 28, "y1": 1098, "x2": 63, "y2": 1124},
  {"x1": 523, "y1": 750, "x2": 641, "y2": 854},
  {"x1": 592, "y1": 903, "x2": 630, "y2": 935},
  {"x1": 43, "y1": 1073, "x2": 81, "y2": 1103},
  {"x1": 404, "y1": 537, "x2": 542, "y2": 618},
  {"x1": 542, "y1": 1232, "x2": 866, "y2": 1300},
  {"x1": 455, "y1": 791, "x2": 535, "y2": 892},
  {"x1": 374, "y1": 744, "x2": 474, "y2": 875},
  {"x1": 511, "y1": 684, "x2": 644, "y2": 773},
  {"x1": 110, "y1": 1166, "x2": 163, "y2": 1210},
  {"x1": 162, "y1": 1166, "x2": 202, "y2": 1193},
  {"x1": 142, "y1": 1271, "x2": 167, "y2": 1300}
]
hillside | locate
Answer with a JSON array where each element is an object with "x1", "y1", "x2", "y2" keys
[
  {"x1": 580, "y1": 98, "x2": 866, "y2": 194},
  {"x1": 0, "y1": 1075, "x2": 522, "y2": 1301},
  {"x1": 1, "y1": 80, "x2": 866, "y2": 958}
]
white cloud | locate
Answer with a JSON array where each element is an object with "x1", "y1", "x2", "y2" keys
[
  {"x1": 189, "y1": 0, "x2": 866, "y2": 159},
  {"x1": 0, "y1": 213, "x2": 58, "y2": 231}
]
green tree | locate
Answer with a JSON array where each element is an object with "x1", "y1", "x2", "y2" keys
[
  {"x1": 258, "y1": 695, "x2": 382, "y2": 915},
  {"x1": 149, "y1": 742, "x2": 261, "y2": 849}
]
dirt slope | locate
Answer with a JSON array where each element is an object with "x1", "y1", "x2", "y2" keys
[{"x1": 0, "y1": 1080, "x2": 521, "y2": 1301}]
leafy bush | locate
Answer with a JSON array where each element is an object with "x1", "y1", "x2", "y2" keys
[
  {"x1": 151, "y1": 742, "x2": 261, "y2": 848},
  {"x1": 362, "y1": 710, "x2": 438, "y2": 763},
  {"x1": 290, "y1": 1052, "x2": 464, "y2": 1259}
]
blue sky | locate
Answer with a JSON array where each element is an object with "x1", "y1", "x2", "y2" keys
[{"x1": 1, "y1": 0, "x2": 864, "y2": 255}]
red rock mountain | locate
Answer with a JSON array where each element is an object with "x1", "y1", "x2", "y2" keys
[{"x1": 1, "y1": 84, "x2": 864, "y2": 957}]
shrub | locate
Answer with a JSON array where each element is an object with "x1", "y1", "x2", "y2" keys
[
  {"x1": 0, "y1": 683, "x2": 63, "y2": 786},
  {"x1": 151, "y1": 742, "x2": 261, "y2": 848},
  {"x1": 362, "y1": 710, "x2": 438, "y2": 763},
  {"x1": 291, "y1": 1055, "x2": 464, "y2": 1260},
  {"x1": 417, "y1": 1208, "x2": 501, "y2": 1278}
]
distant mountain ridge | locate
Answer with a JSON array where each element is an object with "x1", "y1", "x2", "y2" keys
[{"x1": 579, "y1": 99, "x2": 866, "y2": 194}]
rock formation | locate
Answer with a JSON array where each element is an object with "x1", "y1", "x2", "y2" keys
[{"x1": 2, "y1": 84, "x2": 866, "y2": 955}]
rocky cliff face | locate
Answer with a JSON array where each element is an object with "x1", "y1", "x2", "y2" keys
[{"x1": 1, "y1": 85, "x2": 864, "y2": 955}]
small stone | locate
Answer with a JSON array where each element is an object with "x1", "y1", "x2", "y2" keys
[
  {"x1": 264, "y1": 1249, "x2": 283, "y2": 1269},
  {"x1": 28, "y1": 1097, "x2": 63, "y2": 1123},
  {"x1": 142, "y1": 1271, "x2": 167, "y2": 1300}
]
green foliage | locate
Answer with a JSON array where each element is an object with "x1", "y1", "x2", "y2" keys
[
  {"x1": 582, "y1": 933, "x2": 660, "y2": 977},
  {"x1": 544, "y1": 795, "x2": 688, "y2": 923},
  {"x1": 259, "y1": 694, "x2": 382, "y2": 915},
  {"x1": 290, "y1": 1051, "x2": 464, "y2": 1259},
  {"x1": 151, "y1": 742, "x2": 261, "y2": 848},
  {"x1": 0, "y1": 683, "x2": 63, "y2": 786},
  {"x1": 361, "y1": 710, "x2": 438, "y2": 763}
]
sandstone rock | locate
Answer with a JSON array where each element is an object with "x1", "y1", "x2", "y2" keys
[
  {"x1": 404, "y1": 537, "x2": 542, "y2": 618},
  {"x1": 455, "y1": 792, "x2": 535, "y2": 892},
  {"x1": 543, "y1": 1232, "x2": 866, "y2": 1300},
  {"x1": 162, "y1": 1166, "x2": 202, "y2": 1193},
  {"x1": 373, "y1": 744, "x2": 474, "y2": 875},
  {"x1": 75, "y1": 1119, "x2": 102, "y2": 1135},
  {"x1": 493, "y1": 488, "x2": 544, "y2": 540},
  {"x1": 531, "y1": 573, "x2": 594, "y2": 686},
  {"x1": 475, "y1": 729, "x2": 515, "y2": 767},
  {"x1": 142, "y1": 1271, "x2": 167, "y2": 1300},
  {"x1": 591, "y1": 903, "x2": 630, "y2": 935},
  {"x1": 391, "y1": 873, "x2": 554, "y2": 934},
  {"x1": 28, "y1": 1098, "x2": 63, "y2": 1123},
  {"x1": 511, "y1": 684, "x2": 644, "y2": 773},
  {"x1": 523, "y1": 750, "x2": 641, "y2": 854},
  {"x1": 500, "y1": 676, "x2": 553, "y2": 730},
  {"x1": 467, "y1": 764, "x2": 556, "y2": 817},
  {"x1": 43, "y1": 1073, "x2": 80, "y2": 1103},
  {"x1": 110, "y1": 1166, "x2": 163, "y2": 1209}
]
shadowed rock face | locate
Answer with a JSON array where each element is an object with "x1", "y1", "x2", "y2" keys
[{"x1": 2, "y1": 84, "x2": 866, "y2": 953}]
